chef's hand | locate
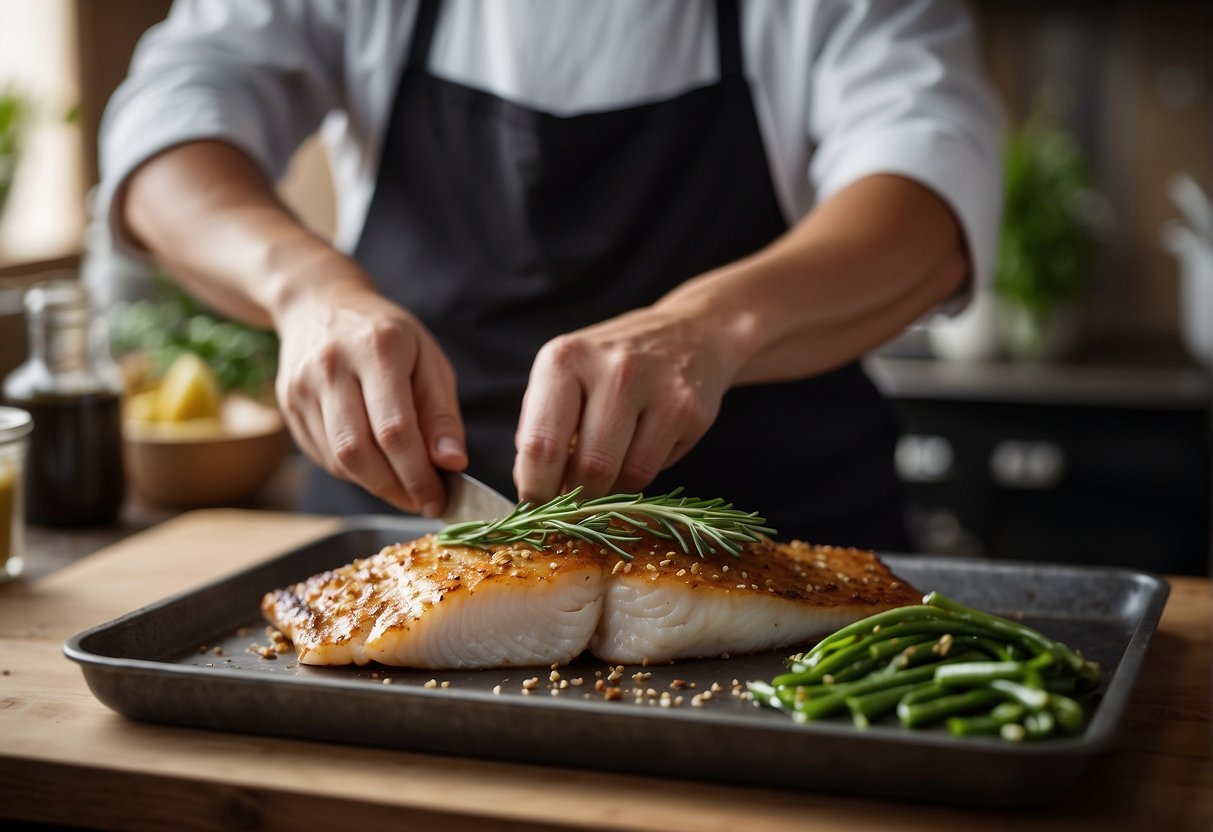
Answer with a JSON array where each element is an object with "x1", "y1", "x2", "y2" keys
[
  {"x1": 513, "y1": 305, "x2": 737, "y2": 502},
  {"x1": 273, "y1": 265, "x2": 468, "y2": 516}
]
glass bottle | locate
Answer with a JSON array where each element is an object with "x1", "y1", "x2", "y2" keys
[
  {"x1": 2, "y1": 279, "x2": 125, "y2": 526},
  {"x1": 0, "y1": 406, "x2": 31, "y2": 580}
]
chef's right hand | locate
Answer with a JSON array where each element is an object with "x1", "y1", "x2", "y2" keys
[{"x1": 271, "y1": 259, "x2": 467, "y2": 516}]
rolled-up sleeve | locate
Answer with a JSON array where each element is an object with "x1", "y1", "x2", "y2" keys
[
  {"x1": 807, "y1": 0, "x2": 1003, "y2": 299},
  {"x1": 97, "y1": 0, "x2": 345, "y2": 257}
]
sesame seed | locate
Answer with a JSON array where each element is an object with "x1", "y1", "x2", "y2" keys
[
  {"x1": 522, "y1": 677, "x2": 540, "y2": 690},
  {"x1": 646, "y1": 563, "x2": 658, "y2": 572},
  {"x1": 676, "y1": 569, "x2": 687, "y2": 577},
  {"x1": 549, "y1": 562, "x2": 558, "y2": 570},
  {"x1": 571, "y1": 677, "x2": 584, "y2": 686},
  {"x1": 659, "y1": 559, "x2": 672, "y2": 567},
  {"x1": 691, "y1": 694, "x2": 706, "y2": 708},
  {"x1": 722, "y1": 565, "x2": 730, "y2": 572},
  {"x1": 440, "y1": 681, "x2": 451, "y2": 688},
  {"x1": 690, "y1": 562, "x2": 700, "y2": 575},
  {"x1": 550, "y1": 689, "x2": 560, "y2": 697},
  {"x1": 492, "y1": 685, "x2": 502, "y2": 694},
  {"x1": 382, "y1": 678, "x2": 393, "y2": 685},
  {"x1": 550, "y1": 670, "x2": 561, "y2": 683},
  {"x1": 611, "y1": 560, "x2": 625, "y2": 575},
  {"x1": 736, "y1": 584, "x2": 747, "y2": 589},
  {"x1": 424, "y1": 679, "x2": 438, "y2": 688},
  {"x1": 623, "y1": 563, "x2": 633, "y2": 574},
  {"x1": 559, "y1": 679, "x2": 569, "y2": 689},
  {"x1": 633, "y1": 671, "x2": 652, "y2": 682}
]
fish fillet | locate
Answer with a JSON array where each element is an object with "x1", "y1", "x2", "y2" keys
[{"x1": 262, "y1": 533, "x2": 920, "y2": 669}]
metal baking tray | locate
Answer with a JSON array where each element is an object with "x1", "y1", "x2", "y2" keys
[{"x1": 64, "y1": 517, "x2": 1169, "y2": 808}]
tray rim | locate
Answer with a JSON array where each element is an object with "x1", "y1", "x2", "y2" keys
[{"x1": 63, "y1": 515, "x2": 1171, "y2": 763}]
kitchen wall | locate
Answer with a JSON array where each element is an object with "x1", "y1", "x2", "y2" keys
[{"x1": 974, "y1": 0, "x2": 1212, "y2": 339}]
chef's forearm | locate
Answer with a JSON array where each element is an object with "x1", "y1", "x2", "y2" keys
[
  {"x1": 657, "y1": 173, "x2": 968, "y2": 385},
  {"x1": 121, "y1": 139, "x2": 371, "y2": 329}
]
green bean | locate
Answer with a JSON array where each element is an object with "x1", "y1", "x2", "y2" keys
[
  {"x1": 1023, "y1": 710, "x2": 1055, "y2": 739},
  {"x1": 934, "y1": 660, "x2": 1026, "y2": 686},
  {"x1": 828, "y1": 655, "x2": 884, "y2": 684},
  {"x1": 795, "y1": 652, "x2": 985, "y2": 721},
  {"x1": 746, "y1": 679, "x2": 783, "y2": 710},
  {"x1": 846, "y1": 682, "x2": 929, "y2": 729},
  {"x1": 946, "y1": 702, "x2": 1026, "y2": 736},
  {"x1": 924, "y1": 592, "x2": 1100, "y2": 687},
  {"x1": 897, "y1": 682, "x2": 950, "y2": 708},
  {"x1": 782, "y1": 621, "x2": 1004, "y2": 686},
  {"x1": 1047, "y1": 693, "x2": 1085, "y2": 734},
  {"x1": 1000, "y1": 722, "x2": 1027, "y2": 742},
  {"x1": 749, "y1": 593, "x2": 1101, "y2": 744},
  {"x1": 801, "y1": 605, "x2": 938, "y2": 659},
  {"x1": 868, "y1": 634, "x2": 934, "y2": 662},
  {"x1": 988, "y1": 678, "x2": 1050, "y2": 710},
  {"x1": 898, "y1": 687, "x2": 1006, "y2": 728}
]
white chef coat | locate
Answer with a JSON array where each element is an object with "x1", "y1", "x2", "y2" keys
[{"x1": 97, "y1": 0, "x2": 1003, "y2": 299}]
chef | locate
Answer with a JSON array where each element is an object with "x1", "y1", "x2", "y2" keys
[{"x1": 98, "y1": 0, "x2": 1002, "y2": 550}]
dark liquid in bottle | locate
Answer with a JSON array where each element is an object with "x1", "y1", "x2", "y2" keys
[{"x1": 6, "y1": 391, "x2": 124, "y2": 527}]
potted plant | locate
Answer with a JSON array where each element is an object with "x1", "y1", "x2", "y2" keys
[
  {"x1": 0, "y1": 88, "x2": 27, "y2": 223},
  {"x1": 995, "y1": 108, "x2": 1104, "y2": 362}
]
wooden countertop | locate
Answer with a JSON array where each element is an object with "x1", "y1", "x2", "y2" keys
[{"x1": 0, "y1": 509, "x2": 1209, "y2": 831}]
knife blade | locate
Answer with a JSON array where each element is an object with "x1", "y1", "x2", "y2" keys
[{"x1": 439, "y1": 470, "x2": 515, "y2": 524}]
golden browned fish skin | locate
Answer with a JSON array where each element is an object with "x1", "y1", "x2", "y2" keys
[
  {"x1": 262, "y1": 535, "x2": 610, "y2": 667},
  {"x1": 262, "y1": 531, "x2": 919, "y2": 668}
]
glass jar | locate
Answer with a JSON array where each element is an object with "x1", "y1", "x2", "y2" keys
[
  {"x1": 0, "y1": 406, "x2": 31, "y2": 581},
  {"x1": 2, "y1": 279, "x2": 125, "y2": 527}
]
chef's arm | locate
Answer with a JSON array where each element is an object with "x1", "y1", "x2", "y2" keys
[
  {"x1": 122, "y1": 139, "x2": 366, "y2": 328},
  {"x1": 658, "y1": 173, "x2": 968, "y2": 385},
  {"x1": 513, "y1": 172, "x2": 968, "y2": 500},
  {"x1": 122, "y1": 139, "x2": 468, "y2": 516}
]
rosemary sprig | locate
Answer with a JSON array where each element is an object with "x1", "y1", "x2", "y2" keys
[{"x1": 435, "y1": 487, "x2": 775, "y2": 560}]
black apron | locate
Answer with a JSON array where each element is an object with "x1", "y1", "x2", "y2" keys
[{"x1": 301, "y1": 0, "x2": 910, "y2": 551}]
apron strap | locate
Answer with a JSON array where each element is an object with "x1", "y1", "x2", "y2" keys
[
  {"x1": 715, "y1": 0, "x2": 743, "y2": 78},
  {"x1": 407, "y1": 0, "x2": 442, "y2": 70}
]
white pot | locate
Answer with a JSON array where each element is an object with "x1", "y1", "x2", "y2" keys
[
  {"x1": 998, "y1": 300, "x2": 1082, "y2": 364},
  {"x1": 926, "y1": 289, "x2": 1003, "y2": 362}
]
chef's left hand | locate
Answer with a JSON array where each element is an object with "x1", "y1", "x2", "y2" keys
[{"x1": 513, "y1": 306, "x2": 737, "y2": 501}]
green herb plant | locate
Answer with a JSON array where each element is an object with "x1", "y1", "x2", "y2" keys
[
  {"x1": 437, "y1": 486, "x2": 775, "y2": 560},
  {"x1": 0, "y1": 87, "x2": 28, "y2": 219},
  {"x1": 748, "y1": 591, "x2": 1101, "y2": 742},
  {"x1": 995, "y1": 99, "x2": 1104, "y2": 359},
  {"x1": 110, "y1": 275, "x2": 279, "y2": 397}
]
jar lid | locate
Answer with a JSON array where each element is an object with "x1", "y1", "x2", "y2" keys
[{"x1": 0, "y1": 406, "x2": 33, "y2": 443}]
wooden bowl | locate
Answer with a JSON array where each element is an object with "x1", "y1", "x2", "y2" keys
[{"x1": 123, "y1": 395, "x2": 293, "y2": 508}]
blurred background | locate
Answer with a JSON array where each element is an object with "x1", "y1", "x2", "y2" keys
[{"x1": 0, "y1": 0, "x2": 1209, "y2": 575}]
